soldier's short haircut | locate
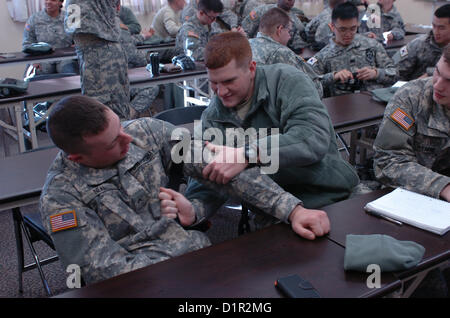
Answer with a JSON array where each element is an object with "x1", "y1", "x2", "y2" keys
[
  {"x1": 435, "y1": 4, "x2": 450, "y2": 19},
  {"x1": 47, "y1": 95, "x2": 109, "y2": 154},
  {"x1": 198, "y1": 0, "x2": 223, "y2": 13},
  {"x1": 443, "y1": 44, "x2": 450, "y2": 64},
  {"x1": 259, "y1": 7, "x2": 291, "y2": 35},
  {"x1": 205, "y1": 32, "x2": 252, "y2": 69},
  {"x1": 332, "y1": 2, "x2": 359, "y2": 23}
]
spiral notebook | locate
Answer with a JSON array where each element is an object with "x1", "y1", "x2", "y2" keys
[{"x1": 364, "y1": 188, "x2": 450, "y2": 235}]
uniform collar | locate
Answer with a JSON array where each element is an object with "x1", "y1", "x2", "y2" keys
[{"x1": 62, "y1": 142, "x2": 148, "y2": 186}]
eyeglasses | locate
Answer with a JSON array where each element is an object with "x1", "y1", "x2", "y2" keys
[
  {"x1": 202, "y1": 10, "x2": 217, "y2": 22},
  {"x1": 334, "y1": 25, "x2": 358, "y2": 34}
]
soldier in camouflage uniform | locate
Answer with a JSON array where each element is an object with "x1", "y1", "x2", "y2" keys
[
  {"x1": 118, "y1": 22, "x2": 160, "y2": 117},
  {"x1": 393, "y1": 4, "x2": 450, "y2": 81},
  {"x1": 40, "y1": 95, "x2": 330, "y2": 284},
  {"x1": 373, "y1": 45, "x2": 450, "y2": 202},
  {"x1": 22, "y1": 0, "x2": 77, "y2": 75},
  {"x1": 119, "y1": 5, "x2": 142, "y2": 35},
  {"x1": 307, "y1": 2, "x2": 397, "y2": 96},
  {"x1": 241, "y1": 0, "x2": 308, "y2": 53},
  {"x1": 234, "y1": 0, "x2": 265, "y2": 24},
  {"x1": 65, "y1": 0, "x2": 130, "y2": 120},
  {"x1": 358, "y1": 0, "x2": 405, "y2": 42},
  {"x1": 249, "y1": 8, "x2": 323, "y2": 97},
  {"x1": 175, "y1": 0, "x2": 224, "y2": 61},
  {"x1": 305, "y1": 0, "x2": 345, "y2": 51},
  {"x1": 181, "y1": 0, "x2": 239, "y2": 34},
  {"x1": 184, "y1": 32, "x2": 358, "y2": 231}
]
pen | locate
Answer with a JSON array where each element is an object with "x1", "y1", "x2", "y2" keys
[{"x1": 364, "y1": 209, "x2": 403, "y2": 226}]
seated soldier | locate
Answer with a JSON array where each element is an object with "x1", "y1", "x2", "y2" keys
[
  {"x1": 22, "y1": 0, "x2": 77, "y2": 75},
  {"x1": 249, "y1": 7, "x2": 323, "y2": 97},
  {"x1": 305, "y1": 0, "x2": 346, "y2": 51},
  {"x1": 307, "y1": 2, "x2": 397, "y2": 96},
  {"x1": 175, "y1": 0, "x2": 224, "y2": 61},
  {"x1": 241, "y1": 0, "x2": 308, "y2": 53},
  {"x1": 234, "y1": 0, "x2": 265, "y2": 25},
  {"x1": 152, "y1": 0, "x2": 186, "y2": 38},
  {"x1": 393, "y1": 4, "x2": 450, "y2": 81},
  {"x1": 373, "y1": 45, "x2": 450, "y2": 297},
  {"x1": 359, "y1": 0, "x2": 405, "y2": 42},
  {"x1": 40, "y1": 95, "x2": 330, "y2": 285},
  {"x1": 119, "y1": 5, "x2": 142, "y2": 35},
  {"x1": 374, "y1": 44, "x2": 450, "y2": 202},
  {"x1": 184, "y1": 31, "x2": 359, "y2": 232}
]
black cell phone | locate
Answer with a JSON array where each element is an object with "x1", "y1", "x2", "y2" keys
[{"x1": 275, "y1": 274, "x2": 320, "y2": 298}]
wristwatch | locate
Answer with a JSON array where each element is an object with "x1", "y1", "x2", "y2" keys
[{"x1": 244, "y1": 142, "x2": 259, "y2": 166}]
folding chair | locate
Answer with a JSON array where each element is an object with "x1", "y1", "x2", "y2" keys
[{"x1": 13, "y1": 207, "x2": 58, "y2": 296}]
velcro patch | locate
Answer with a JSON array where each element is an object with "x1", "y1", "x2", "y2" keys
[
  {"x1": 187, "y1": 31, "x2": 199, "y2": 39},
  {"x1": 390, "y1": 107, "x2": 414, "y2": 131},
  {"x1": 50, "y1": 210, "x2": 78, "y2": 232},
  {"x1": 399, "y1": 45, "x2": 408, "y2": 58},
  {"x1": 307, "y1": 57, "x2": 317, "y2": 65}
]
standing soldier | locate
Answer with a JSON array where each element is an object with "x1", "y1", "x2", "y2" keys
[{"x1": 65, "y1": 0, "x2": 130, "y2": 120}]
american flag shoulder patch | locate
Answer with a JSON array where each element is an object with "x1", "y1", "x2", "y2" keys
[
  {"x1": 187, "y1": 31, "x2": 199, "y2": 39},
  {"x1": 249, "y1": 11, "x2": 257, "y2": 20},
  {"x1": 50, "y1": 210, "x2": 78, "y2": 233},
  {"x1": 390, "y1": 107, "x2": 414, "y2": 131}
]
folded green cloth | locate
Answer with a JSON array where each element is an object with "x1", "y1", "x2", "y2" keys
[
  {"x1": 371, "y1": 87, "x2": 399, "y2": 103},
  {"x1": 344, "y1": 234, "x2": 425, "y2": 272}
]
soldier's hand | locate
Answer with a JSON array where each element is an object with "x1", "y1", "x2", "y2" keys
[
  {"x1": 288, "y1": 205, "x2": 330, "y2": 240},
  {"x1": 202, "y1": 142, "x2": 248, "y2": 185},
  {"x1": 366, "y1": 32, "x2": 377, "y2": 39},
  {"x1": 439, "y1": 184, "x2": 450, "y2": 202},
  {"x1": 356, "y1": 67, "x2": 378, "y2": 80},
  {"x1": 334, "y1": 69, "x2": 353, "y2": 83},
  {"x1": 159, "y1": 187, "x2": 196, "y2": 226},
  {"x1": 120, "y1": 23, "x2": 129, "y2": 30},
  {"x1": 142, "y1": 28, "x2": 155, "y2": 39}
]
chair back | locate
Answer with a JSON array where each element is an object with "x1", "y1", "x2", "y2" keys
[{"x1": 153, "y1": 106, "x2": 207, "y2": 125}]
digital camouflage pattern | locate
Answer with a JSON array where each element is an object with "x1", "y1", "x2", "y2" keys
[
  {"x1": 40, "y1": 118, "x2": 302, "y2": 284},
  {"x1": 358, "y1": 5, "x2": 405, "y2": 41},
  {"x1": 22, "y1": 10, "x2": 76, "y2": 74},
  {"x1": 119, "y1": 26, "x2": 159, "y2": 114},
  {"x1": 393, "y1": 31, "x2": 443, "y2": 81},
  {"x1": 249, "y1": 32, "x2": 323, "y2": 97},
  {"x1": 175, "y1": 14, "x2": 211, "y2": 61},
  {"x1": 66, "y1": 0, "x2": 130, "y2": 119},
  {"x1": 305, "y1": 6, "x2": 331, "y2": 50},
  {"x1": 373, "y1": 78, "x2": 450, "y2": 198},
  {"x1": 241, "y1": 4, "x2": 308, "y2": 53},
  {"x1": 308, "y1": 34, "x2": 397, "y2": 96}
]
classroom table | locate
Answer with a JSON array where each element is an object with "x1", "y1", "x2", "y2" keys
[
  {"x1": 0, "y1": 65, "x2": 207, "y2": 153},
  {"x1": 323, "y1": 189, "x2": 450, "y2": 297},
  {"x1": 55, "y1": 220, "x2": 401, "y2": 298},
  {"x1": 0, "y1": 146, "x2": 59, "y2": 213},
  {"x1": 0, "y1": 43, "x2": 175, "y2": 68}
]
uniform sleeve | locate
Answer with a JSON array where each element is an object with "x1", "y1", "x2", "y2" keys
[
  {"x1": 180, "y1": 27, "x2": 204, "y2": 61},
  {"x1": 241, "y1": 9, "x2": 260, "y2": 38},
  {"x1": 142, "y1": 117, "x2": 301, "y2": 224},
  {"x1": 164, "y1": 10, "x2": 181, "y2": 36},
  {"x1": 120, "y1": 6, "x2": 142, "y2": 34},
  {"x1": 308, "y1": 53, "x2": 335, "y2": 88},
  {"x1": 393, "y1": 41, "x2": 418, "y2": 81},
  {"x1": 22, "y1": 16, "x2": 36, "y2": 48},
  {"x1": 374, "y1": 42, "x2": 398, "y2": 84},
  {"x1": 389, "y1": 17, "x2": 405, "y2": 40},
  {"x1": 373, "y1": 87, "x2": 450, "y2": 198},
  {"x1": 39, "y1": 180, "x2": 153, "y2": 285}
]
